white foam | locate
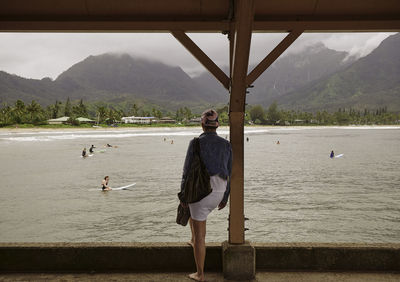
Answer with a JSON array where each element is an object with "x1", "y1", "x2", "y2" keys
[
  {"x1": 1, "y1": 131, "x2": 202, "y2": 141},
  {"x1": 1, "y1": 126, "x2": 398, "y2": 142},
  {"x1": 4, "y1": 136, "x2": 53, "y2": 142}
]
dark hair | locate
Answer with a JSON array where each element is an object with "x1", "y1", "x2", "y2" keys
[{"x1": 104, "y1": 176, "x2": 109, "y2": 180}]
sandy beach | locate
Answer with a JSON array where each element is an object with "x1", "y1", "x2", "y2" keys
[{"x1": 0, "y1": 126, "x2": 204, "y2": 134}]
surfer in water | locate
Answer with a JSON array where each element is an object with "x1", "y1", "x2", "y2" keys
[
  {"x1": 102, "y1": 176, "x2": 112, "y2": 191},
  {"x1": 82, "y1": 148, "x2": 87, "y2": 157},
  {"x1": 330, "y1": 150, "x2": 335, "y2": 158},
  {"x1": 89, "y1": 144, "x2": 96, "y2": 153}
]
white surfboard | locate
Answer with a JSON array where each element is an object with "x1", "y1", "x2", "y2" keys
[
  {"x1": 112, "y1": 183, "x2": 136, "y2": 190},
  {"x1": 335, "y1": 154, "x2": 344, "y2": 158},
  {"x1": 89, "y1": 183, "x2": 136, "y2": 191}
]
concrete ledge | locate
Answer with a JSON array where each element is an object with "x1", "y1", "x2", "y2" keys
[
  {"x1": 0, "y1": 243, "x2": 221, "y2": 273},
  {"x1": 1, "y1": 243, "x2": 399, "y2": 273},
  {"x1": 254, "y1": 243, "x2": 400, "y2": 272}
]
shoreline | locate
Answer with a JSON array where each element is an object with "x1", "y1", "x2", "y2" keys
[
  {"x1": 0, "y1": 125, "x2": 399, "y2": 134},
  {"x1": 0, "y1": 126, "x2": 207, "y2": 133}
]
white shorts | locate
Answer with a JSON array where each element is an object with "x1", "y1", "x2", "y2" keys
[{"x1": 189, "y1": 175, "x2": 227, "y2": 221}]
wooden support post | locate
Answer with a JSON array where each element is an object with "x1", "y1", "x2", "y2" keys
[
  {"x1": 228, "y1": 111, "x2": 245, "y2": 244},
  {"x1": 246, "y1": 29, "x2": 303, "y2": 86},
  {"x1": 171, "y1": 30, "x2": 230, "y2": 90},
  {"x1": 229, "y1": 0, "x2": 255, "y2": 244}
]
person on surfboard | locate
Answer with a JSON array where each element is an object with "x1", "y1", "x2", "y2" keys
[
  {"x1": 82, "y1": 148, "x2": 87, "y2": 158},
  {"x1": 101, "y1": 176, "x2": 112, "y2": 191},
  {"x1": 330, "y1": 150, "x2": 335, "y2": 158},
  {"x1": 89, "y1": 144, "x2": 96, "y2": 153}
]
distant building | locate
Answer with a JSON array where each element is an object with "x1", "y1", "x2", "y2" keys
[
  {"x1": 121, "y1": 116, "x2": 155, "y2": 124},
  {"x1": 47, "y1": 116, "x2": 70, "y2": 125},
  {"x1": 76, "y1": 117, "x2": 95, "y2": 124},
  {"x1": 155, "y1": 117, "x2": 176, "y2": 124},
  {"x1": 189, "y1": 117, "x2": 201, "y2": 125}
]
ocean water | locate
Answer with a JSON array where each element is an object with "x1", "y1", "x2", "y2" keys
[{"x1": 0, "y1": 126, "x2": 399, "y2": 243}]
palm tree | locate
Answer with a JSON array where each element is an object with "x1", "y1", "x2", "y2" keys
[
  {"x1": 12, "y1": 100, "x2": 27, "y2": 124},
  {"x1": 96, "y1": 106, "x2": 107, "y2": 124},
  {"x1": 26, "y1": 100, "x2": 42, "y2": 123},
  {"x1": 0, "y1": 104, "x2": 12, "y2": 126}
]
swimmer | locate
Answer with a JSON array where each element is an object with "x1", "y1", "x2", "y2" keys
[
  {"x1": 106, "y1": 144, "x2": 112, "y2": 147},
  {"x1": 101, "y1": 176, "x2": 112, "y2": 191},
  {"x1": 82, "y1": 148, "x2": 87, "y2": 157},
  {"x1": 330, "y1": 150, "x2": 334, "y2": 158},
  {"x1": 277, "y1": 141, "x2": 280, "y2": 145},
  {"x1": 89, "y1": 144, "x2": 96, "y2": 153},
  {"x1": 246, "y1": 137, "x2": 249, "y2": 142},
  {"x1": 171, "y1": 140, "x2": 174, "y2": 144}
]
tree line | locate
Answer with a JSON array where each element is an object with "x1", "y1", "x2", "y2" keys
[
  {"x1": 0, "y1": 99, "x2": 92, "y2": 126},
  {"x1": 1, "y1": 99, "x2": 399, "y2": 127},
  {"x1": 0, "y1": 99, "x2": 197, "y2": 127},
  {"x1": 248, "y1": 102, "x2": 400, "y2": 125}
]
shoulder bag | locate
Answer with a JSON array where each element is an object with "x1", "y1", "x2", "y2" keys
[
  {"x1": 181, "y1": 137, "x2": 212, "y2": 203},
  {"x1": 176, "y1": 204, "x2": 190, "y2": 226}
]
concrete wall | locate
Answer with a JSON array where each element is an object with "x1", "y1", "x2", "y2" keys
[
  {"x1": 1, "y1": 242, "x2": 399, "y2": 273},
  {"x1": 0, "y1": 243, "x2": 221, "y2": 273},
  {"x1": 254, "y1": 243, "x2": 400, "y2": 272}
]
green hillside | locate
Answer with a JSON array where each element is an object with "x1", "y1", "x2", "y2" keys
[{"x1": 277, "y1": 33, "x2": 400, "y2": 111}]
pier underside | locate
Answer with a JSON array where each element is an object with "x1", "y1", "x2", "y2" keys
[
  {"x1": 1, "y1": 1, "x2": 399, "y2": 279},
  {"x1": 1, "y1": 0, "x2": 399, "y2": 245}
]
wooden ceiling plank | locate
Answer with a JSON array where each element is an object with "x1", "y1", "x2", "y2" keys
[
  {"x1": 253, "y1": 20, "x2": 400, "y2": 32},
  {"x1": 0, "y1": 20, "x2": 230, "y2": 32}
]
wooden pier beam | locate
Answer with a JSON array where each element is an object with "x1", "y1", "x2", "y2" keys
[{"x1": 228, "y1": 0, "x2": 255, "y2": 245}]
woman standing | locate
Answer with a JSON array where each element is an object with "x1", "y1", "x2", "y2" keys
[{"x1": 180, "y1": 109, "x2": 232, "y2": 281}]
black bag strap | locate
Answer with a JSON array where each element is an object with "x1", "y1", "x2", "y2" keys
[{"x1": 193, "y1": 137, "x2": 200, "y2": 156}]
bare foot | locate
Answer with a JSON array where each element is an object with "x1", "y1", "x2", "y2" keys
[
  {"x1": 187, "y1": 240, "x2": 194, "y2": 247},
  {"x1": 188, "y1": 272, "x2": 204, "y2": 281}
]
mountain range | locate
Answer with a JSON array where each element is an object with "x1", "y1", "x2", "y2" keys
[
  {"x1": 275, "y1": 33, "x2": 400, "y2": 111},
  {"x1": 0, "y1": 33, "x2": 399, "y2": 112}
]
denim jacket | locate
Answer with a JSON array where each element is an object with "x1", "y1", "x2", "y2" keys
[{"x1": 180, "y1": 131, "x2": 232, "y2": 204}]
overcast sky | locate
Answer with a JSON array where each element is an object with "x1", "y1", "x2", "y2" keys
[{"x1": 0, "y1": 32, "x2": 395, "y2": 80}]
